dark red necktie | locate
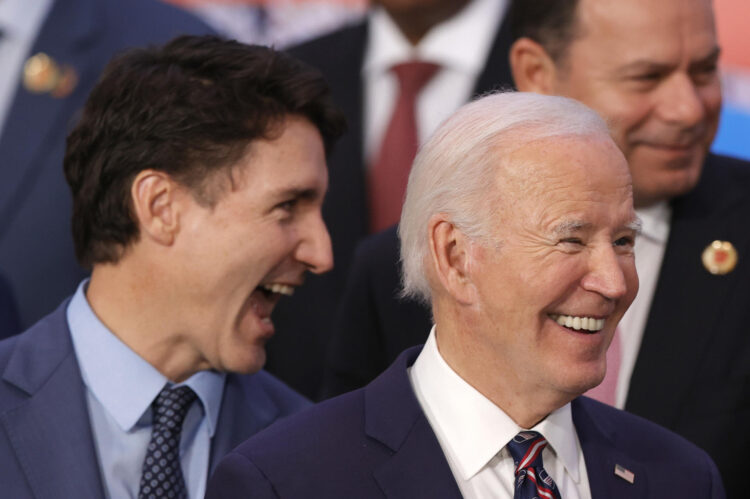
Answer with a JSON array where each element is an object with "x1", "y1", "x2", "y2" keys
[{"x1": 369, "y1": 61, "x2": 440, "y2": 233}]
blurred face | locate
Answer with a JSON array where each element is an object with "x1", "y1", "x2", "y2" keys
[
  {"x1": 175, "y1": 116, "x2": 332, "y2": 374},
  {"x1": 468, "y1": 134, "x2": 638, "y2": 400},
  {"x1": 551, "y1": 0, "x2": 721, "y2": 207}
]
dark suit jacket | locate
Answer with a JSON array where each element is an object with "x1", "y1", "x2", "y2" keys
[
  {"x1": 268, "y1": 11, "x2": 515, "y2": 399},
  {"x1": 0, "y1": 274, "x2": 20, "y2": 340},
  {"x1": 0, "y1": 0, "x2": 213, "y2": 331},
  {"x1": 206, "y1": 346, "x2": 725, "y2": 498},
  {"x1": 322, "y1": 153, "x2": 750, "y2": 498},
  {"x1": 0, "y1": 299, "x2": 310, "y2": 498}
]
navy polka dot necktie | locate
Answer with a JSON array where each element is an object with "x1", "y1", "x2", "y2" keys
[
  {"x1": 506, "y1": 431, "x2": 562, "y2": 499},
  {"x1": 138, "y1": 385, "x2": 197, "y2": 499}
]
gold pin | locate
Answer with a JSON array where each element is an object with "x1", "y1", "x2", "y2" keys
[
  {"x1": 701, "y1": 240, "x2": 738, "y2": 275},
  {"x1": 23, "y1": 52, "x2": 77, "y2": 98}
]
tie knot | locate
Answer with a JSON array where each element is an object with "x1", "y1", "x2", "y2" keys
[
  {"x1": 152, "y1": 385, "x2": 197, "y2": 429},
  {"x1": 507, "y1": 431, "x2": 548, "y2": 474},
  {"x1": 391, "y1": 61, "x2": 440, "y2": 95}
]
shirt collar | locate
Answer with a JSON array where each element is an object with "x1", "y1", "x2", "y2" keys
[
  {"x1": 364, "y1": 0, "x2": 506, "y2": 76},
  {"x1": 635, "y1": 201, "x2": 671, "y2": 244},
  {"x1": 411, "y1": 328, "x2": 580, "y2": 481},
  {"x1": 67, "y1": 280, "x2": 226, "y2": 436}
]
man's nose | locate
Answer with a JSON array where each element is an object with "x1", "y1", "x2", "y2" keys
[
  {"x1": 297, "y1": 212, "x2": 334, "y2": 274},
  {"x1": 656, "y1": 72, "x2": 707, "y2": 128},
  {"x1": 581, "y1": 246, "x2": 630, "y2": 300}
]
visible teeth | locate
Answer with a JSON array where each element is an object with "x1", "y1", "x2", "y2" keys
[
  {"x1": 261, "y1": 283, "x2": 295, "y2": 296},
  {"x1": 550, "y1": 314, "x2": 604, "y2": 332}
]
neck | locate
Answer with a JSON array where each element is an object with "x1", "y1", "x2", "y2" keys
[
  {"x1": 382, "y1": 0, "x2": 470, "y2": 46},
  {"x1": 433, "y1": 307, "x2": 569, "y2": 429},
  {"x1": 87, "y1": 258, "x2": 205, "y2": 383}
]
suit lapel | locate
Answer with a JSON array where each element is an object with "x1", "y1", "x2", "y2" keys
[
  {"x1": 626, "y1": 155, "x2": 750, "y2": 426},
  {"x1": 0, "y1": 0, "x2": 103, "y2": 236},
  {"x1": 208, "y1": 373, "x2": 280, "y2": 474},
  {"x1": 366, "y1": 347, "x2": 462, "y2": 499},
  {"x1": 0, "y1": 302, "x2": 104, "y2": 498},
  {"x1": 572, "y1": 398, "x2": 648, "y2": 498}
]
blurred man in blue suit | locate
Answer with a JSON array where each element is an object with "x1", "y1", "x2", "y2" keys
[
  {"x1": 0, "y1": 36, "x2": 344, "y2": 498},
  {"x1": 0, "y1": 0, "x2": 214, "y2": 337},
  {"x1": 207, "y1": 92, "x2": 724, "y2": 499}
]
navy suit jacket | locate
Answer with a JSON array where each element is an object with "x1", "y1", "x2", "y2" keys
[
  {"x1": 267, "y1": 12, "x2": 516, "y2": 399},
  {"x1": 0, "y1": 274, "x2": 20, "y2": 339},
  {"x1": 207, "y1": 346, "x2": 725, "y2": 498},
  {"x1": 0, "y1": 299, "x2": 310, "y2": 498},
  {"x1": 0, "y1": 0, "x2": 213, "y2": 332},
  {"x1": 321, "y1": 153, "x2": 750, "y2": 498}
]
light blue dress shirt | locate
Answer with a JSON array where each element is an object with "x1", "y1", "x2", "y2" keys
[{"x1": 67, "y1": 281, "x2": 226, "y2": 499}]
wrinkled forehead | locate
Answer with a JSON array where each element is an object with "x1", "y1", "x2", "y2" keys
[{"x1": 493, "y1": 133, "x2": 631, "y2": 202}]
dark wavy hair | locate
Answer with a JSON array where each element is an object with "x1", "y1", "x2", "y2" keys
[
  {"x1": 64, "y1": 35, "x2": 345, "y2": 268},
  {"x1": 508, "y1": 0, "x2": 582, "y2": 63}
]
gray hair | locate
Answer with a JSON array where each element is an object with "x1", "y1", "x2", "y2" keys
[{"x1": 399, "y1": 91, "x2": 611, "y2": 304}]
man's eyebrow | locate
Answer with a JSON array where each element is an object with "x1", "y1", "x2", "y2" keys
[
  {"x1": 625, "y1": 217, "x2": 643, "y2": 235},
  {"x1": 689, "y1": 46, "x2": 721, "y2": 69},
  {"x1": 551, "y1": 218, "x2": 642, "y2": 235},
  {"x1": 552, "y1": 220, "x2": 592, "y2": 235},
  {"x1": 617, "y1": 46, "x2": 721, "y2": 75},
  {"x1": 272, "y1": 186, "x2": 321, "y2": 201}
]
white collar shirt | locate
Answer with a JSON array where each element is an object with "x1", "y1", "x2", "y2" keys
[
  {"x1": 409, "y1": 328, "x2": 593, "y2": 499},
  {"x1": 615, "y1": 202, "x2": 671, "y2": 407},
  {"x1": 362, "y1": 0, "x2": 507, "y2": 163},
  {"x1": 0, "y1": 0, "x2": 54, "y2": 135}
]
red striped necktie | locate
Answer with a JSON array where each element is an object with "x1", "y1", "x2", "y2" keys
[{"x1": 506, "y1": 431, "x2": 562, "y2": 499}]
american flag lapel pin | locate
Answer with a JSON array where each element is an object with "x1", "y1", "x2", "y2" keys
[{"x1": 614, "y1": 464, "x2": 635, "y2": 484}]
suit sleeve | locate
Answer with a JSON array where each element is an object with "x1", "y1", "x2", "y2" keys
[{"x1": 206, "y1": 452, "x2": 278, "y2": 499}]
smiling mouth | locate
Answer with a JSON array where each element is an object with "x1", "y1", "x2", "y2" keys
[
  {"x1": 548, "y1": 314, "x2": 604, "y2": 333},
  {"x1": 259, "y1": 283, "x2": 295, "y2": 297}
]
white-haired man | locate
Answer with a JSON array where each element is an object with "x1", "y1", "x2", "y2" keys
[{"x1": 206, "y1": 92, "x2": 724, "y2": 499}]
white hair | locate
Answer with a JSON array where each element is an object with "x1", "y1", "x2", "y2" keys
[{"x1": 399, "y1": 91, "x2": 611, "y2": 304}]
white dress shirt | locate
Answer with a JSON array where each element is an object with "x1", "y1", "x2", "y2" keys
[
  {"x1": 362, "y1": 0, "x2": 508, "y2": 164},
  {"x1": 614, "y1": 202, "x2": 671, "y2": 407},
  {"x1": 409, "y1": 328, "x2": 593, "y2": 499},
  {"x1": 67, "y1": 281, "x2": 226, "y2": 499},
  {"x1": 0, "y1": 0, "x2": 54, "y2": 136}
]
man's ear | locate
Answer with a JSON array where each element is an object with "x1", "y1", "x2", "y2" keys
[
  {"x1": 510, "y1": 37, "x2": 558, "y2": 94},
  {"x1": 130, "y1": 169, "x2": 181, "y2": 246},
  {"x1": 427, "y1": 214, "x2": 477, "y2": 305}
]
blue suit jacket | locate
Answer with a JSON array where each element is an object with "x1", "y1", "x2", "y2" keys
[
  {"x1": 0, "y1": 299, "x2": 310, "y2": 498},
  {"x1": 207, "y1": 347, "x2": 725, "y2": 498},
  {"x1": 0, "y1": 0, "x2": 213, "y2": 333},
  {"x1": 0, "y1": 274, "x2": 20, "y2": 339}
]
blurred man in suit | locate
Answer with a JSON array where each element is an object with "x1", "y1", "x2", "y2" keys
[
  {"x1": 207, "y1": 91, "x2": 724, "y2": 499},
  {"x1": 267, "y1": 0, "x2": 515, "y2": 398},
  {"x1": 0, "y1": 0, "x2": 214, "y2": 337},
  {"x1": 324, "y1": 0, "x2": 750, "y2": 495},
  {"x1": 0, "y1": 36, "x2": 344, "y2": 498}
]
